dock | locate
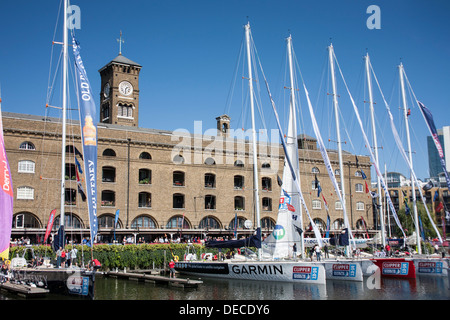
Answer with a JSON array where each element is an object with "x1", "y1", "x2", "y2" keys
[
  {"x1": 0, "y1": 282, "x2": 49, "y2": 298},
  {"x1": 105, "y1": 270, "x2": 203, "y2": 288}
]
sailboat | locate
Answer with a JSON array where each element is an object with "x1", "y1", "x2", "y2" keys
[
  {"x1": 8, "y1": 0, "x2": 98, "y2": 298},
  {"x1": 175, "y1": 24, "x2": 326, "y2": 284}
]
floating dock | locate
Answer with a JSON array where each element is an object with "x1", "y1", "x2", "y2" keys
[
  {"x1": 105, "y1": 270, "x2": 203, "y2": 288},
  {"x1": 0, "y1": 282, "x2": 49, "y2": 298}
]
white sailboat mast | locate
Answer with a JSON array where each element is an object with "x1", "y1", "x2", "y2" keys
[
  {"x1": 399, "y1": 63, "x2": 421, "y2": 254},
  {"x1": 286, "y1": 35, "x2": 304, "y2": 259},
  {"x1": 244, "y1": 23, "x2": 262, "y2": 259},
  {"x1": 365, "y1": 53, "x2": 386, "y2": 248},
  {"x1": 60, "y1": 0, "x2": 68, "y2": 231}
]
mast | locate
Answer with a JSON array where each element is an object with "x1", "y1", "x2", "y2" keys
[
  {"x1": 365, "y1": 53, "x2": 386, "y2": 248},
  {"x1": 328, "y1": 44, "x2": 351, "y2": 255},
  {"x1": 286, "y1": 35, "x2": 304, "y2": 259},
  {"x1": 244, "y1": 22, "x2": 262, "y2": 260},
  {"x1": 399, "y1": 63, "x2": 421, "y2": 254},
  {"x1": 59, "y1": 0, "x2": 68, "y2": 240}
]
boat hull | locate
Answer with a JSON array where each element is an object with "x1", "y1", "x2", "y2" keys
[
  {"x1": 370, "y1": 258, "x2": 416, "y2": 279},
  {"x1": 10, "y1": 267, "x2": 96, "y2": 298},
  {"x1": 413, "y1": 258, "x2": 449, "y2": 277},
  {"x1": 322, "y1": 261, "x2": 363, "y2": 281},
  {"x1": 175, "y1": 261, "x2": 326, "y2": 284}
]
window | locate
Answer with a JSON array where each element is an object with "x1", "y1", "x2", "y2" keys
[
  {"x1": 204, "y1": 173, "x2": 216, "y2": 188},
  {"x1": 335, "y1": 201, "x2": 343, "y2": 210},
  {"x1": 173, "y1": 154, "x2": 184, "y2": 164},
  {"x1": 166, "y1": 215, "x2": 190, "y2": 229},
  {"x1": 234, "y1": 160, "x2": 244, "y2": 167},
  {"x1": 173, "y1": 171, "x2": 185, "y2": 186},
  {"x1": 13, "y1": 212, "x2": 40, "y2": 229},
  {"x1": 205, "y1": 195, "x2": 216, "y2": 210},
  {"x1": 312, "y1": 167, "x2": 320, "y2": 173},
  {"x1": 262, "y1": 163, "x2": 271, "y2": 169},
  {"x1": 356, "y1": 202, "x2": 365, "y2": 211},
  {"x1": 173, "y1": 193, "x2": 185, "y2": 209},
  {"x1": 103, "y1": 149, "x2": 116, "y2": 157},
  {"x1": 19, "y1": 142, "x2": 35, "y2": 150},
  {"x1": 138, "y1": 192, "x2": 152, "y2": 208},
  {"x1": 101, "y1": 103, "x2": 110, "y2": 122},
  {"x1": 18, "y1": 160, "x2": 35, "y2": 173},
  {"x1": 199, "y1": 216, "x2": 221, "y2": 229},
  {"x1": 139, "y1": 169, "x2": 151, "y2": 184},
  {"x1": 234, "y1": 196, "x2": 245, "y2": 211},
  {"x1": 139, "y1": 152, "x2": 152, "y2": 160},
  {"x1": 355, "y1": 170, "x2": 362, "y2": 177},
  {"x1": 65, "y1": 188, "x2": 77, "y2": 206},
  {"x1": 335, "y1": 169, "x2": 340, "y2": 176},
  {"x1": 228, "y1": 216, "x2": 246, "y2": 230},
  {"x1": 234, "y1": 175, "x2": 244, "y2": 189},
  {"x1": 102, "y1": 166, "x2": 116, "y2": 183},
  {"x1": 65, "y1": 163, "x2": 76, "y2": 180},
  {"x1": 131, "y1": 216, "x2": 156, "y2": 229},
  {"x1": 204, "y1": 157, "x2": 216, "y2": 165},
  {"x1": 261, "y1": 217, "x2": 275, "y2": 229},
  {"x1": 355, "y1": 183, "x2": 363, "y2": 193},
  {"x1": 311, "y1": 180, "x2": 319, "y2": 190},
  {"x1": 262, "y1": 197, "x2": 272, "y2": 211},
  {"x1": 333, "y1": 218, "x2": 345, "y2": 230},
  {"x1": 101, "y1": 190, "x2": 115, "y2": 207},
  {"x1": 262, "y1": 177, "x2": 272, "y2": 191},
  {"x1": 17, "y1": 187, "x2": 34, "y2": 200},
  {"x1": 312, "y1": 199, "x2": 321, "y2": 209},
  {"x1": 118, "y1": 103, "x2": 133, "y2": 118},
  {"x1": 98, "y1": 215, "x2": 116, "y2": 228}
]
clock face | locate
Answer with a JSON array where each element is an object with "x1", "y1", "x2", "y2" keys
[
  {"x1": 119, "y1": 81, "x2": 133, "y2": 96},
  {"x1": 103, "y1": 83, "x2": 110, "y2": 98}
]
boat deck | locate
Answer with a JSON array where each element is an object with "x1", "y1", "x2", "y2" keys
[{"x1": 0, "y1": 282, "x2": 49, "y2": 298}]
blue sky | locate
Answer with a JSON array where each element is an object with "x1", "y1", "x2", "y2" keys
[{"x1": 1, "y1": 0, "x2": 449, "y2": 181}]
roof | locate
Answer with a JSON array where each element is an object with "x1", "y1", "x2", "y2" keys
[{"x1": 99, "y1": 54, "x2": 142, "y2": 72}]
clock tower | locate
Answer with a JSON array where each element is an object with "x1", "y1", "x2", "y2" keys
[{"x1": 98, "y1": 49, "x2": 142, "y2": 127}]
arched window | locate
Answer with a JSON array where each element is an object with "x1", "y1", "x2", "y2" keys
[
  {"x1": 54, "y1": 213, "x2": 83, "y2": 229},
  {"x1": 131, "y1": 215, "x2": 157, "y2": 229},
  {"x1": 199, "y1": 216, "x2": 221, "y2": 229},
  {"x1": 13, "y1": 212, "x2": 41, "y2": 229},
  {"x1": 103, "y1": 148, "x2": 116, "y2": 157},
  {"x1": 355, "y1": 170, "x2": 362, "y2": 177},
  {"x1": 355, "y1": 183, "x2": 363, "y2": 192},
  {"x1": 261, "y1": 217, "x2": 276, "y2": 229},
  {"x1": 139, "y1": 152, "x2": 152, "y2": 160},
  {"x1": 234, "y1": 160, "x2": 244, "y2": 167},
  {"x1": 228, "y1": 216, "x2": 246, "y2": 230},
  {"x1": 98, "y1": 214, "x2": 116, "y2": 228},
  {"x1": 312, "y1": 167, "x2": 320, "y2": 173},
  {"x1": 19, "y1": 141, "x2": 35, "y2": 150},
  {"x1": 118, "y1": 103, "x2": 133, "y2": 118},
  {"x1": 262, "y1": 177, "x2": 272, "y2": 191},
  {"x1": 262, "y1": 163, "x2": 271, "y2": 169},
  {"x1": 166, "y1": 215, "x2": 190, "y2": 229},
  {"x1": 138, "y1": 192, "x2": 152, "y2": 208},
  {"x1": 313, "y1": 218, "x2": 326, "y2": 229}
]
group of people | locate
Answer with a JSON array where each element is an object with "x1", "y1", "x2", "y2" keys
[{"x1": 55, "y1": 246, "x2": 78, "y2": 268}]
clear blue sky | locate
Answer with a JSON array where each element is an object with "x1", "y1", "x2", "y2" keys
[{"x1": 1, "y1": 0, "x2": 449, "y2": 181}]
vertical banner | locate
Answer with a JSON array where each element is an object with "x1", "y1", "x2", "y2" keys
[
  {"x1": 0, "y1": 99, "x2": 13, "y2": 260},
  {"x1": 44, "y1": 209, "x2": 57, "y2": 243},
  {"x1": 72, "y1": 36, "x2": 98, "y2": 245}
]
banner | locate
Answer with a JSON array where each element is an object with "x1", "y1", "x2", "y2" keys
[
  {"x1": 44, "y1": 209, "x2": 57, "y2": 243},
  {"x1": 418, "y1": 101, "x2": 450, "y2": 190},
  {"x1": 72, "y1": 36, "x2": 98, "y2": 245},
  {"x1": 0, "y1": 99, "x2": 14, "y2": 260}
]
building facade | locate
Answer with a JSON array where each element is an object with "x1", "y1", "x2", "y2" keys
[{"x1": 3, "y1": 53, "x2": 375, "y2": 244}]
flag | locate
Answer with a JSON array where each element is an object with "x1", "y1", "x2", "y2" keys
[
  {"x1": 277, "y1": 175, "x2": 283, "y2": 187},
  {"x1": 282, "y1": 189, "x2": 291, "y2": 200},
  {"x1": 434, "y1": 190, "x2": 439, "y2": 202},
  {"x1": 360, "y1": 216, "x2": 370, "y2": 239},
  {"x1": 287, "y1": 203, "x2": 295, "y2": 212},
  {"x1": 115, "y1": 209, "x2": 120, "y2": 228},
  {"x1": 325, "y1": 213, "x2": 330, "y2": 238},
  {"x1": 73, "y1": 36, "x2": 98, "y2": 244},
  {"x1": 322, "y1": 194, "x2": 329, "y2": 211},
  {"x1": 436, "y1": 202, "x2": 444, "y2": 213},
  {"x1": 74, "y1": 147, "x2": 83, "y2": 161},
  {"x1": 404, "y1": 201, "x2": 410, "y2": 215},
  {"x1": 317, "y1": 184, "x2": 322, "y2": 197},
  {"x1": 43, "y1": 209, "x2": 56, "y2": 243},
  {"x1": 355, "y1": 155, "x2": 360, "y2": 168},
  {"x1": 233, "y1": 213, "x2": 237, "y2": 238},
  {"x1": 75, "y1": 157, "x2": 83, "y2": 174},
  {"x1": 361, "y1": 169, "x2": 367, "y2": 180},
  {"x1": 418, "y1": 216, "x2": 425, "y2": 240},
  {"x1": 365, "y1": 181, "x2": 370, "y2": 193}
]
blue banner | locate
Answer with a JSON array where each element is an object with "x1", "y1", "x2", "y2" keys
[
  {"x1": 72, "y1": 36, "x2": 98, "y2": 244},
  {"x1": 418, "y1": 101, "x2": 450, "y2": 190}
]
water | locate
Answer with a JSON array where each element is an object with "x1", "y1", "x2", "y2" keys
[{"x1": 1, "y1": 274, "x2": 448, "y2": 300}]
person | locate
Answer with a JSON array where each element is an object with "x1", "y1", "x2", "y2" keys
[
  {"x1": 56, "y1": 247, "x2": 63, "y2": 268},
  {"x1": 292, "y1": 243, "x2": 297, "y2": 260},
  {"x1": 323, "y1": 244, "x2": 329, "y2": 259},
  {"x1": 71, "y1": 247, "x2": 78, "y2": 267},
  {"x1": 385, "y1": 244, "x2": 391, "y2": 257},
  {"x1": 315, "y1": 244, "x2": 322, "y2": 261},
  {"x1": 61, "y1": 249, "x2": 66, "y2": 268},
  {"x1": 66, "y1": 249, "x2": 71, "y2": 267},
  {"x1": 308, "y1": 247, "x2": 314, "y2": 261},
  {"x1": 169, "y1": 259, "x2": 176, "y2": 278}
]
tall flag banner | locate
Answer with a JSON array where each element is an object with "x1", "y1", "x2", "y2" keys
[
  {"x1": 72, "y1": 36, "x2": 98, "y2": 245},
  {"x1": 360, "y1": 216, "x2": 370, "y2": 239},
  {"x1": 418, "y1": 102, "x2": 450, "y2": 190},
  {"x1": 0, "y1": 97, "x2": 14, "y2": 260},
  {"x1": 115, "y1": 209, "x2": 120, "y2": 228},
  {"x1": 325, "y1": 213, "x2": 331, "y2": 238},
  {"x1": 44, "y1": 209, "x2": 57, "y2": 243}
]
